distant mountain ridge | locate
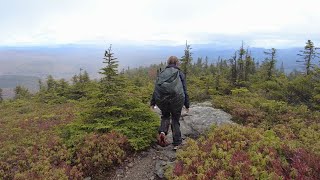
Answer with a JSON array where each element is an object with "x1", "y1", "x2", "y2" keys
[{"x1": 0, "y1": 44, "x2": 306, "y2": 80}]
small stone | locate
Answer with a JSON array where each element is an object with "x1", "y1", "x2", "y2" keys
[
  {"x1": 152, "y1": 156, "x2": 156, "y2": 160},
  {"x1": 160, "y1": 161, "x2": 167, "y2": 166},
  {"x1": 163, "y1": 156, "x2": 169, "y2": 161},
  {"x1": 159, "y1": 156, "x2": 163, "y2": 160},
  {"x1": 140, "y1": 152, "x2": 146, "y2": 157},
  {"x1": 128, "y1": 162, "x2": 134, "y2": 168},
  {"x1": 84, "y1": 177, "x2": 91, "y2": 180},
  {"x1": 116, "y1": 169, "x2": 124, "y2": 175},
  {"x1": 149, "y1": 176, "x2": 155, "y2": 180},
  {"x1": 155, "y1": 161, "x2": 165, "y2": 178}
]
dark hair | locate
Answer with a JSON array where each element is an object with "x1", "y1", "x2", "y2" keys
[{"x1": 167, "y1": 56, "x2": 179, "y2": 65}]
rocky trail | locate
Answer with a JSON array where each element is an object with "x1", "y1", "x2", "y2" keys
[{"x1": 108, "y1": 102, "x2": 233, "y2": 180}]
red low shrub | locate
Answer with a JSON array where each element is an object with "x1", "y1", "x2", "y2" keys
[{"x1": 74, "y1": 131, "x2": 130, "y2": 177}]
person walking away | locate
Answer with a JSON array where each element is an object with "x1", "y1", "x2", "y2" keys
[{"x1": 150, "y1": 56, "x2": 190, "y2": 150}]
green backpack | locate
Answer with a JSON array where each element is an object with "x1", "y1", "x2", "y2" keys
[{"x1": 154, "y1": 67, "x2": 185, "y2": 109}]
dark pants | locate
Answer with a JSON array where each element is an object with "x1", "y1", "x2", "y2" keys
[{"x1": 158, "y1": 105, "x2": 182, "y2": 146}]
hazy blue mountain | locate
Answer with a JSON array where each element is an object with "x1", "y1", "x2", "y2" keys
[{"x1": 0, "y1": 44, "x2": 305, "y2": 80}]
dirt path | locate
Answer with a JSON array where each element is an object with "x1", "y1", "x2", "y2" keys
[
  {"x1": 108, "y1": 102, "x2": 233, "y2": 180},
  {"x1": 109, "y1": 144, "x2": 177, "y2": 180}
]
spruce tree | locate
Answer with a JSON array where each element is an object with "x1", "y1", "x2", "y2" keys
[
  {"x1": 37, "y1": 79, "x2": 46, "y2": 102},
  {"x1": 81, "y1": 70, "x2": 90, "y2": 83},
  {"x1": 71, "y1": 75, "x2": 79, "y2": 85},
  {"x1": 79, "y1": 68, "x2": 83, "y2": 83},
  {"x1": 180, "y1": 41, "x2": 192, "y2": 79},
  {"x1": 237, "y1": 42, "x2": 246, "y2": 81},
  {"x1": 57, "y1": 79, "x2": 69, "y2": 97},
  {"x1": 14, "y1": 85, "x2": 31, "y2": 99},
  {"x1": 204, "y1": 56, "x2": 209, "y2": 74},
  {"x1": 280, "y1": 62, "x2": 285, "y2": 74},
  {"x1": 244, "y1": 50, "x2": 255, "y2": 81},
  {"x1": 46, "y1": 75, "x2": 56, "y2": 91},
  {"x1": 90, "y1": 44, "x2": 124, "y2": 115},
  {"x1": 297, "y1": 40, "x2": 320, "y2": 75},
  {"x1": 263, "y1": 48, "x2": 277, "y2": 80},
  {"x1": 100, "y1": 44, "x2": 120, "y2": 93},
  {"x1": 80, "y1": 45, "x2": 159, "y2": 150},
  {"x1": 230, "y1": 52, "x2": 237, "y2": 85},
  {"x1": 38, "y1": 79, "x2": 45, "y2": 91}
]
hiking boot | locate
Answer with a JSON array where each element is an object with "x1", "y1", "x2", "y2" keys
[{"x1": 158, "y1": 132, "x2": 168, "y2": 147}]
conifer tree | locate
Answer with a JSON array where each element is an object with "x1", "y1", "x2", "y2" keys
[
  {"x1": 297, "y1": 40, "x2": 320, "y2": 75},
  {"x1": 80, "y1": 45, "x2": 159, "y2": 150},
  {"x1": 195, "y1": 57, "x2": 203, "y2": 75},
  {"x1": 38, "y1": 79, "x2": 45, "y2": 91},
  {"x1": 252, "y1": 58, "x2": 256, "y2": 73},
  {"x1": 14, "y1": 85, "x2": 31, "y2": 99},
  {"x1": 215, "y1": 57, "x2": 224, "y2": 90},
  {"x1": 79, "y1": 68, "x2": 83, "y2": 83},
  {"x1": 263, "y1": 48, "x2": 277, "y2": 80},
  {"x1": 204, "y1": 56, "x2": 209, "y2": 74},
  {"x1": 244, "y1": 50, "x2": 254, "y2": 81},
  {"x1": 36, "y1": 79, "x2": 46, "y2": 102},
  {"x1": 81, "y1": 70, "x2": 90, "y2": 83},
  {"x1": 230, "y1": 52, "x2": 237, "y2": 85},
  {"x1": 180, "y1": 41, "x2": 192, "y2": 79},
  {"x1": 46, "y1": 75, "x2": 56, "y2": 91},
  {"x1": 280, "y1": 62, "x2": 285, "y2": 74},
  {"x1": 237, "y1": 42, "x2": 246, "y2": 81},
  {"x1": 255, "y1": 60, "x2": 260, "y2": 71},
  {"x1": 204, "y1": 56, "x2": 208, "y2": 68},
  {"x1": 57, "y1": 79, "x2": 69, "y2": 97},
  {"x1": 71, "y1": 75, "x2": 79, "y2": 85},
  {"x1": 69, "y1": 74, "x2": 85, "y2": 100},
  {"x1": 100, "y1": 44, "x2": 120, "y2": 93}
]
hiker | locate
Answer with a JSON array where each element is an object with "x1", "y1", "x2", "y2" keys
[{"x1": 150, "y1": 56, "x2": 190, "y2": 150}]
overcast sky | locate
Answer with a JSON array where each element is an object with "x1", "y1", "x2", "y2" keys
[{"x1": 1, "y1": 0, "x2": 319, "y2": 48}]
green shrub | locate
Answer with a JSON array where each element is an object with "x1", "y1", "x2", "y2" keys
[
  {"x1": 231, "y1": 87, "x2": 250, "y2": 97},
  {"x1": 63, "y1": 96, "x2": 159, "y2": 151}
]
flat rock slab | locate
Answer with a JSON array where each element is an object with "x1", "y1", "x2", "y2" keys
[{"x1": 155, "y1": 101, "x2": 233, "y2": 143}]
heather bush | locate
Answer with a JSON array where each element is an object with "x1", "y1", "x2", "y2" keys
[
  {"x1": 168, "y1": 125, "x2": 320, "y2": 180},
  {"x1": 212, "y1": 94, "x2": 320, "y2": 155},
  {"x1": 0, "y1": 101, "x2": 78, "y2": 179},
  {"x1": 0, "y1": 100, "x2": 134, "y2": 179},
  {"x1": 73, "y1": 131, "x2": 129, "y2": 178}
]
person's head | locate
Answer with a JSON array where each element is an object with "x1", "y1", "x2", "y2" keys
[{"x1": 167, "y1": 56, "x2": 179, "y2": 66}]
